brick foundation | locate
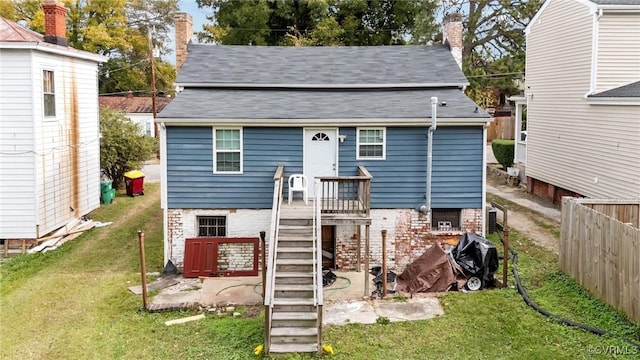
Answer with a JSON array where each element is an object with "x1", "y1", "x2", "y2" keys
[
  {"x1": 527, "y1": 177, "x2": 584, "y2": 204},
  {"x1": 333, "y1": 208, "x2": 483, "y2": 272},
  {"x1": 167, "y1": 208, "x2": 271, "y2": 270},
  {"x1": 168, "y1": 207, "x2": 483, "y2": 274}
]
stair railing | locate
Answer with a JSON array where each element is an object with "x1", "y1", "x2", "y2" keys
[
  {"x1": 264, "y1": 165, "x2": 284, "y2": 353},
  {"x1": 313, "y1": 179, "x2": 324, "y2": 353}
]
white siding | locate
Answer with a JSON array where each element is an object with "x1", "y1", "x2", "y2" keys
[
  {"x1": 596, "y1": 13, "x2": 640, "y2": 92},
  {"x1": 525, "y1": 0, "x2": 640, "y2": 199},
  {"x1": 0, "y1": 49, "x2": 38, "y2": 238},
  {"x1": 33, "y1": 52, "x2": 101, "y2": 237},
  {"x1": 127, "y1": 113, "x2": 155, "y2": 137}
]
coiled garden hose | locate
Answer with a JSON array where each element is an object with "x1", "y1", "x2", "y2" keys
[{"x1": 498, "y1": 232, "x2": 640, "y2": 350}]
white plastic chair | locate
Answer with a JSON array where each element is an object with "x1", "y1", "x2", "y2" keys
[{"x1": 288, "y1": 174, "x2": 308, "y2": 204}]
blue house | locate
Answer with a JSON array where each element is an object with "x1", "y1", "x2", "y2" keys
[
  {"x1": 158, "y1": 14, "x2": 490, "y2": 276},
  {"x1": 158, "y1": 13, "x2": 489, "y2": 353}
]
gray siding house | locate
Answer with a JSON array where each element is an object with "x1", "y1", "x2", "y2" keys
[
  {"x1": 157, "y1": 15, "x2": 491, "y2": 274},
  {"x1": 520, "y1": 0, "x2": 640, "y2": 202}
]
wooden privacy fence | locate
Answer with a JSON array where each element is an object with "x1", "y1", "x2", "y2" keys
[
  {"x1": 486, "y1": 115, "x2": 514, "y2": 142},
  {"x1": 560, "y1": 198, "x2": 640, "y2": 322}
]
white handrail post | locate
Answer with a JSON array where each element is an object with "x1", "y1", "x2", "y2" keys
[{"x1": 314, "y1": 179, "x2": 323, "y2": 306}]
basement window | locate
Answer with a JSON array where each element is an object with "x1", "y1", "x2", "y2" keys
[
  {"x1": 197, "y1": 216, "x2": 226, "y2": 237},
  {"x1": 43, "y1": 70, "x2": 56, "y2": 117},
  {"x1": 431, "y1": 209, "x2": 461, "y2": 231}
]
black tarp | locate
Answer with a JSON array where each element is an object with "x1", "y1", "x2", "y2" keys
[{"x1": 450, "y1": 233, "x2": 499, "y2": 286}]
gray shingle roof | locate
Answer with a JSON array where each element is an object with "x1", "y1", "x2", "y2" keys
[
  {"x1": 159, "y1": 88, "x2": 489, "y2": 119},
  {"x1": 589, "y1": 0, "x2": 640, "y2": 5},
  {"x1": 590, "y1": 80, "x2": 640, "y2": 97},
  {"x1": 177, "y1": 45, "x2": 468, "y2": 86}
]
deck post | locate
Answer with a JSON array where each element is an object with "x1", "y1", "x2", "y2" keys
[
  {"x1": 356, "y1": 225, "x2": 361, "y2": 271},
  {"x1": 260, "y1": 231, "x2": 266, "y2": 298},
  {"x1": 364, "y1": 224, "x2": 370, "y2": 297},
  {"x1": 381, "y1": 229, "x2": 387, "y2": 298}
]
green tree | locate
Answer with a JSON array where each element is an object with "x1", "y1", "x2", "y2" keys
[
  {"x1": 442, "y1": 0, "x2": 543, "y2": 104},
  {"x1": 196, "y1": 0, "x2": 439, "y2": 46},
  {"x1": 99, "y1": 107, "x2": 157, "y2": 189},
  {"x1": 5, "y1": 0, "x2": 178, "y2": 97}
]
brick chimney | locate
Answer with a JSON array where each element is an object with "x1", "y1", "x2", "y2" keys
[
  {"x1": 443, "y1": 13, "x2": 463, "y2": 70},
  {"x1": 174, "y1": 12, "x2": 193, "y2": 73},
  {"x1": 42, "y1": 0, "x2": 67, "y2": 46}
]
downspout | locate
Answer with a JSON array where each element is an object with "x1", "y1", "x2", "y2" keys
[
  {"x1": 159, "y1": 122, "x2": 168, "y2": 266},
  {"x1": 587, "y1": 8, "x2": 603, "y2": 96},
  {"x1": 425, "y1": 96, "x2": 438, "y2": 212}
]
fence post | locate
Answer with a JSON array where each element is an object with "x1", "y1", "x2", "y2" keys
[{"x1": 137, "y1": 230, "x2": 148, "y2": 310}]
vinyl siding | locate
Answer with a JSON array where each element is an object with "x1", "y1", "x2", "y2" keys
[
  {"x1": 525, "y1": 0, "x2": 640, "y2": 198},
  {"x1": 596, "y1": 13, "x2": 640, "y2": 92},
  {"x1": 338, "y1": 126, "x2": 483, "y2": 209},
  {"x1": 0, "y1": 49, "x2": 37, "y2": 238},
  {"x1": 167, "y1": 127, "x2": 303, "y2": 208},
  {"x1": 167, "y1": 126, "x2": 483, "y2": 209},
  {"x1": 33, "y1": 52, "x2": 101, "y2": 237}
]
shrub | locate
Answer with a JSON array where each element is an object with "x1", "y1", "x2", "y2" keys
[
  {"x1": 491, "y1": 139, "x2": 515, "y2": 170},
  {"x1": 100, "y1": 107, "x2": 158, "y2": 189}
]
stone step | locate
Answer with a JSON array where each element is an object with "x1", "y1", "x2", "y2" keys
[{"x1": 269, "y1": 342, "x2": 318, "y2": 353}]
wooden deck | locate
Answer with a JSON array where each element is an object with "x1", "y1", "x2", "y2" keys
[{"x1": 281, "y1": 201, "x2": 371, "y2": 225}]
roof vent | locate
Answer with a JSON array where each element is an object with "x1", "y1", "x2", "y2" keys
[{"x1": 440, "y1": 100, "x2": 448, "y2": 107}]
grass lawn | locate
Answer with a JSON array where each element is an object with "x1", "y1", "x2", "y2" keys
[{"x1": 1, "y1": 185, "x2": 638, "y2": 359}]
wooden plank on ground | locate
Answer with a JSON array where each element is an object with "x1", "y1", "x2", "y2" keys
[{"x1": 165, "y1": 313, "x2": 205, "y2": 326}]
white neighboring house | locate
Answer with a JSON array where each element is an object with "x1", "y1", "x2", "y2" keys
[
  {"x1": 0, "y1": 3, "x2": 107, "y2": 240},
  {"x1": 515, "y1": 0, "x2": 640, "y2": 203},
  {"x1": 99, "y1": 93, "x2": 172, "y2": 138}
]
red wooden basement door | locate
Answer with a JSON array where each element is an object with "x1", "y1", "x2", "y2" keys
[{"x1": 183, "y1": 238, "x2": 259, "y2": 278}]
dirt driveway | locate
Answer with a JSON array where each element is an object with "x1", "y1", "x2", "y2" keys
[{"x1": 487, "y1": 181, "x2": 561, "y2": 254}]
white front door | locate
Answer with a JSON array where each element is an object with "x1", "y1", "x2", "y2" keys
[{"x1": 304, "y1": 128, "x2": 338, "y2": 198}]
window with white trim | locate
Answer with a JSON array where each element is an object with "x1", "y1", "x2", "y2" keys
[
  {"x1": 431, "y1": 209, "x2": 461, "y2": 231},
  {"x1": 197, "y1": 216, "x2": 226, "y2": 237},
  {"x1": 43, "y1": 70, "x2": 55, "y2": 117},
  {"x1": 213, "y1": 128, "x2": 242, "y2": 173},
  {"x1": 357, "y1": 128, "x2": 385, "y2": 159}
]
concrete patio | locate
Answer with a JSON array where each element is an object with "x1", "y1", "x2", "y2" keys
[{"x1": 147, "y1": 271, "x2": 444, "y2": 325}]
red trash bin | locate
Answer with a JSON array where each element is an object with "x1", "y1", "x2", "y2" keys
[{"x1": 124, "y1": 170, "x2": 145, "y2": 197}]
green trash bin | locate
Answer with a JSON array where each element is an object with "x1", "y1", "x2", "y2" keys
[{"x1": 100, "y1": 180, "x2": 115, "y2": 204}]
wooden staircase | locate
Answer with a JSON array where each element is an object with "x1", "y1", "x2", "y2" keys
[{"x1": 268, "y1": 216, "x2": 321, "y2": 354}]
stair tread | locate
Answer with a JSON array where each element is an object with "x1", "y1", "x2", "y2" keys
[
  {"x1": 279, "y1": 225, "x2": 312, "y2": 229},
  {"x1": 273, "y1": 298, "x2": 315, "y2": 305},
  {"x1": 275, "y1": 284, "x2": 315, "y2": 291},
  {"x1": 277, "y1": 259, "x2": 314, "y2": 265},
  {"x1": 276, "y1": 272, "x2": 313, "y2": 277},
  {"x1": 269, "y1": 343, "x2": 318, "y2": 353},
  {"x1": 277, "y1": 247, "x2": 314, "y2": 252},
  {"x1": 272, "y1": 312, "x2": 317, "y2": 320},
  {"x1": 271, "y1": 327, "x2": 318, "y2": 336}
]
